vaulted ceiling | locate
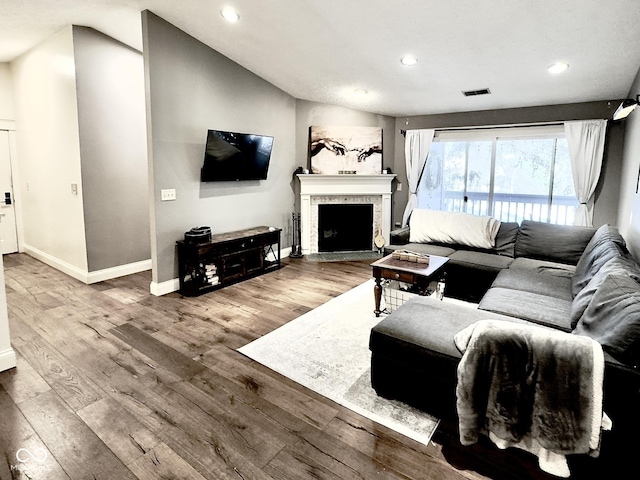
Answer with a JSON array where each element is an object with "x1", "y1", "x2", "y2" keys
[{"x1": 3, "y1": 0, "x2": 640, "y2": 116}]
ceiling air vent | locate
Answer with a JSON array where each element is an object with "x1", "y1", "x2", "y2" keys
[{"x1": 462, "y1": 88, "x2": 491, "y2": 97}]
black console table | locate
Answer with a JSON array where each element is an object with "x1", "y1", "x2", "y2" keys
[{"x1": 177, "y1": 226, "x2": 281, "y2": 297}]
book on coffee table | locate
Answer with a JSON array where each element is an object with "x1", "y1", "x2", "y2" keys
[{"x1": 390, "y1": 249, "x2": 430, "y2": 265}]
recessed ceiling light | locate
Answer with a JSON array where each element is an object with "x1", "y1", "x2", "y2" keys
[
  {"x1": 221, "y1": 7, "x2": 240, "y2": 23},
  {"x1": 548, "y1": 62, "x2": 569, "y2": 74},
  {"x1": 400, "y1": 55, "x2": 418, "y2": 66}
]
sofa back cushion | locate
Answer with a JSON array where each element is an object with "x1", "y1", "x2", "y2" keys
[
  {"x1": 584, "y1": 224, "x2": 628, "y2": 251},
  {"x1": 493, "y1": 222, "x2": 519, "y2": 257},
  {"x1": 572, "y1": 225, "x2": 628, "y2": 298},
  {"x1": 515, "y1": 220, "x2": 596, "y2": 265},
  {"x1": 570, "y1": 254, "x2": 640, "y2": 328},
  {"x1": 573, "y1": 274, "x2": 640, "y2": 367}
]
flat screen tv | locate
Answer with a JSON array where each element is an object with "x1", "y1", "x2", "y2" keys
[{"x1": 201, "y1": 129, "x2": 274, "y2": 181}]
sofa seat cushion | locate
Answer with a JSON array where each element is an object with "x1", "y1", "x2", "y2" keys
[
  {"x1": 448, "y1": 250, "x2": 514, "y2": 272},
  {"x1": 384, "y1": 242, "x2": 455, "y2": 257},
  {"x1": 507, "y1": 257, "x2": 576, "y2": 276},
  {"x1": 515, "y1": 220, "x2": 595, "y2": 265},
  {"x1": 573, "y1": 274, "x2": 640, "y2": 367},
  {"x1": 478, "y1": 287, "x2": 573, "y2": 331},
  {"x1": 370, "y1": 296, "x2": 530, "y2": 361},
  {"x1": 491, "y1": 269, "x2": 573, "y2": 301}
]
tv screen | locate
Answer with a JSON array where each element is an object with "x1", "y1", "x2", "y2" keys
[{"x1": 201, "y1": 129, "x2": 274, "y2": 181}]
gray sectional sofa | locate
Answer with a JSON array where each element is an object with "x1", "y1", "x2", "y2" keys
[
  {"x1": 371, "y1": 220, "x2": 640, "y2": 450},
  {"x1": 384, "y1": 219, "x2": 595, "y2": 302}
]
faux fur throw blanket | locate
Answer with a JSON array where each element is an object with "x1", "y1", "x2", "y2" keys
[
  {"x1": 454, "y1": 320, "x2": 611, "y2": 477},
  {"x1": 409, "y1": 209, "x2": 500, "y2": 249}
]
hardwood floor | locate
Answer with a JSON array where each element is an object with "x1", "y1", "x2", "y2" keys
[{"x1": 0, "y1": 253, "x2": 622, "y2": 479}]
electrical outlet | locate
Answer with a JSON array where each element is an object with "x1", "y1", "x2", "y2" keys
[{"x1": 160, "y1": 189, "x2": 177, "y2": 201}]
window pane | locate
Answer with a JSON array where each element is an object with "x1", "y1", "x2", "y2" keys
[
  {"x1": 414, "y1": 128, "x2": 579, "y2": 226},
  {"x1": 464, "y1": 141, "x2": 492, "y2": 216},
  {"x1": 417, "y1": 142, "x2": 448, "y2": 211},
  {"x1": 551, "y1": 138, "x2": 578, "y2": 225},
  {"x1": 417, "y1": 141, "x2": 491, "y2": 215},
  {"x1": 494, "y1": 138, "x2": 554, "y2": 223},
  {"x1": 441, "y1": 141, "x2": 469, "y2": 213}
]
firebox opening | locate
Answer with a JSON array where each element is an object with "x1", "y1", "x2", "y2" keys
[{"x1": 318, "y1": 204, "x2": 373, "y2": 252}]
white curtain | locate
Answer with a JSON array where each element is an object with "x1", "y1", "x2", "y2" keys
[
  {"x1": 402, "y1": 129, "x2": 435, "y2": 226},
  {"x1": 564, "y1": 120, "x2": 607, "y2": 227}
]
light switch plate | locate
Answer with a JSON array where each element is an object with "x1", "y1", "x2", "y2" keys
[{"x1": 160, "y1": 189, "x2": 176, "y2": 201}]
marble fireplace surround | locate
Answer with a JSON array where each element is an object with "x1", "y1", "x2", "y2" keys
[{"x1": 298, "y1": 174, "x2": 395, "y2": 255}]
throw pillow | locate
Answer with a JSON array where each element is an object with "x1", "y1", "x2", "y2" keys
[
  {"x1": 408, "y1": 209, "x2": 500, "y2": 249},
  {"x1": 570, "y1": 254, "x2": 640, "y2": 329},
  {"x1": 573, "y1": 274, "x2": 640, "y2": 367}
]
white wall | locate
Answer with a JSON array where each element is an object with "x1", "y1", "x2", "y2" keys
[{"x1": 11, "y1": 26, "x2": 88, "y2": 272}]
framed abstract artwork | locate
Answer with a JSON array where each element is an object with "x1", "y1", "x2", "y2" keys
[{"x1": 309, "y1": 126, "x2": 382, "y2": 175}]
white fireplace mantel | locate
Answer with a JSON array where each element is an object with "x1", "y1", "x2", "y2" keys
[{"x1": 297, "y1": 174, "x2": 396, "y2": 255}]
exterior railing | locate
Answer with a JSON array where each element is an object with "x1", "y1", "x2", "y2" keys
[{"x1": 441, "y1": 192, "x2": 578, "y2": 226}]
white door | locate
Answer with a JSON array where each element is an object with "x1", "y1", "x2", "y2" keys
[{"x1": 0, "y1": 130, "x2": 18, "y2": 254}]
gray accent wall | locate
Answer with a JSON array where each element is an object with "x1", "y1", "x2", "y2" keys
[
  {"x1": 142, "y1": 11, "x2": 297, "y2": 285},
  {"x1": 392, "y1": 101, "x2": 624, "y2": 228},
  {"x1": 618, "y1": 66, "x2": 640, "y2": 258},
  {"x1": 73, "y1": 27, "x2": 150, "y2": 271}
]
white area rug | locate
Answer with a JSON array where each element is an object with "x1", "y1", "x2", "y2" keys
[{"x1": 238, "y1": 280, "x2": 439, "y2": 446}]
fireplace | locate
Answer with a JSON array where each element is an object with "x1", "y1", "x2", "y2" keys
[
  {"x1": 297, "y1": 174, "x2": 395, "y2": 255},
  {"x1": 318, "y1": 204, "x2": 373, "y2": 252}
]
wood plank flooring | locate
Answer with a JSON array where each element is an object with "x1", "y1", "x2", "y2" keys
[{"x1": 0, "y1": 253, "x2": 626, "y2": 479}]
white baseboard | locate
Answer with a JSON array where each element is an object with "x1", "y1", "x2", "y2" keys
[
  {"x1": 87, "y1": 259, "x2": 152, "y2": 283},
  {"x1": 150, "y1": 246, "x2": 293, "y2": 296},
  {"x1": 150, "y1": 278, "x2": 180, "y2": 296},
  {"x1": 24, "y1": 245, "x2": 88, "y2": 282},
  {"x1": 0, "y1": 347, "x2": 16, "y2": 372},
  {"x1": 24, "y1": 245, "x2": 151, "y2": 284}
]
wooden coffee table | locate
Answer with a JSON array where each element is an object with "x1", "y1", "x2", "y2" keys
[{"x1": 370, "y1": 254, "x2": 449, "y2": 317}]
